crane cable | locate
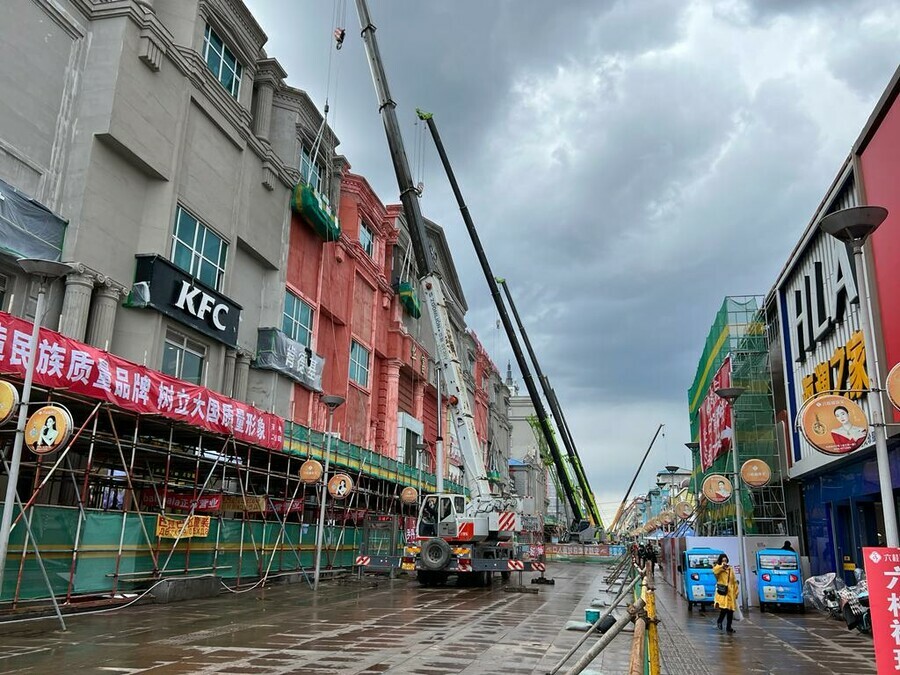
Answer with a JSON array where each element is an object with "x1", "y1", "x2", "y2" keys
[{"x1": 307, "y1": 0, "x2": 347, "y2": 199}]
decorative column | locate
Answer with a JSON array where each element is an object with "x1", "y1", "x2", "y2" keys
[
  {"x1": 233, "y1": 351, "x2": 251, "y2": 401},
  {"x1": 252, "y1": 59, "x2": 287, "y2": 141},
  {"x1": 222, "y1": 349, "x2": 237, "y2": 397},
  {"x1": 380, "y1": 359, "x2": 402, "y2": 459},
  {"x1": 58, "y1": 267, "x2": 94, "y2": 340},
  {"x1": 86, "y1": 278, "x2": 123, "y2": 351}
]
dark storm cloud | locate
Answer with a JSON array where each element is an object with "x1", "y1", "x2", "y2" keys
[{"x1": 246, "y1": 0, "x2": 900, "y2": 517}]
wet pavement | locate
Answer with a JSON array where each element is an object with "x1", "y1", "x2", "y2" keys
[{"x1": 0, "y1": 563, "x2": 878, "y2": 674}]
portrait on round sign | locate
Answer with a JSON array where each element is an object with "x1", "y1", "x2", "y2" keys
[
  {"x1": 0, "y1": 381, "x2": 19, "y2": 426},
  {"x1": 702, "y1": 474, "x2": 732, "y2": 504},
  {"x1": 25, "y1": 405, "x2": 73, "y2": 456},
  {"x1": 800, "y1": 394, "x2": 868, "y2": 456},
  {"x1": 327, "y1": 473, "x2": 354, "y2": 499}
]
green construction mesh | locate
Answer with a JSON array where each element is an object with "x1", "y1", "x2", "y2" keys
[{"x1": 290, "y1": 183, "x2": 341, "y2": 242}]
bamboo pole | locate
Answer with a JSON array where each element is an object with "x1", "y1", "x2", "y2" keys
[
  {"x1": 564, "y1": 597, "x2": 646, "y2": 675},
  {"x1": 628, "y1": 612, "x2": 646, "y2": 675}
]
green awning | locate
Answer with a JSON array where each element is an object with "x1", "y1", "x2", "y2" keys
[
  {"x1": 398, "y1": 281, "x2": 421, "y2": 319},
  {"x1": 291, "y1": 183, "x2": 340, "y2": 242}
]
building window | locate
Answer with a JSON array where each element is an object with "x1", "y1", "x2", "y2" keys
[
  {"x1": 0, "y1": 274, "x2": 8, "y2": 312},
  {"x1": 162, "y1": 329, "x2": 206, "y2": 384},
  {"x1": 171, "y1": 206, "x2": 228, "y2": 291},
  {"x1": 283, "y1": 291, "x2": 314, "y2": 348},
  {"x1": 349, "y1": 340, "x2": 370, "y2": 388},
  {"x1": 203, "y1": 25, "x2": 242, "y2": 99},
  {"x1": 359, "y1": 221, "x2": 374, "y2": 258},
  {"x1": 300, "y1": 146, "x2": 323, "y2": 194}
]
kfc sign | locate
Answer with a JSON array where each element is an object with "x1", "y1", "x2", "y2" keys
[
  {"x1": 128, "y1": 255, "x2": 241, "y2": 346},
  {"x1": 175, "y1": 281, "x2": 230, "y2": 331}
]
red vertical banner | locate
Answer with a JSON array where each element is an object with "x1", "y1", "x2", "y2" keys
[
  {"x1": 863, "y1": 547, "x2": 900, "y2": 672},
  {"x1": 699, "y1": 356, "x2": 732, "y2": 470}
]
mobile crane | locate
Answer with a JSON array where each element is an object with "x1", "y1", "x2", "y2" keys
[{"x1": 352, "y1": 0, "x2": 540, "y2": 586}]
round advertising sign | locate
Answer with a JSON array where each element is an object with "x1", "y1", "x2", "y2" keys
[
  {"x1": 701, "y1": 474, "x2": 733, "y2": 504},
  {"x1": 800, "y1": 394, "x2": 868, "y2": 456},
  {"x1": 25, "y1": 405, "x2": 73, "y2": 456},
  {"x1": 299, "y1": 459, "x2": 323, "y2": 484},
  {"x1": 661, "y1": 511, "x2": 674, "y2": 525},
  {"x1": 400, "y1": 487, "x2": 419, "y2": 504},
  {"x1": 674, "y1": 501, "x2": 694, "y2": 520},
  {"x1": 327, "y1": 473, "x2": 354, "y2": 499},
  {"x1": 0, "y1": 381, "x2": 19, "y2": 426},
  {"x1": 886, "y1": 363, "x2": 900, "y2": 411},
  {"x1": 740, "y1": 458, "x2": 771, "y2": 487}
]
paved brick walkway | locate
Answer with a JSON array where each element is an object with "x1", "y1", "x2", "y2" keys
[
  {"x1": 651, "y1": 569, "x2": 875, "y2": 674},
  {"x1": 0, "y1": 563, "x2": 878, "y2": 673}
]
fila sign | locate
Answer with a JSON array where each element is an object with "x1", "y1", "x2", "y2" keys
[{"x1": 129, "y1": 255, "x2": 241, "y2": 347}]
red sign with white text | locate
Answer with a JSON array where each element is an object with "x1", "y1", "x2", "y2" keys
[
  {"x1": 0, "y1": 311, "x2": 283, "y2": 449},
  {"x1": 699, "y1": 357, "x2": 732, "y2": 470},
  {"x1": 864, "y1": 547, "x2": 900, "y2": 672}
]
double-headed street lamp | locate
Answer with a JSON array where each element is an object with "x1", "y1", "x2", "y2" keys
[
  {"x1": 819, "y1": 205, "x2": 898, "y2": 548},
  {"x1": 0, "y1": 258, "x2": 73, "y2": 596},
  {"x1": 313, "y1": 394, "x2": 345, "y2": 591},
  {"x1": 715, "y1": 385, "x2": 749, "y2": 613}
]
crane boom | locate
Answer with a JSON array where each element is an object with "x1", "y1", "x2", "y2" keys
[
  {"x1": 416, "y1": 109, "x2": 584, "y2": 524},
  {"x1": 354, "y1": 0, "x2": 492, "y2": 502},
  {"x1": 498, "y1": 278, "x2": 603, "y2": 529}
]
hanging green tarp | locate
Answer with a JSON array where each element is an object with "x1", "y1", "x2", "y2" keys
[
  {"x1": 398, "y1": 281, "x2": 421, "y2": 318},
  {"x1": 290, "y1": 183, "x2": 340, "y2": 242}
]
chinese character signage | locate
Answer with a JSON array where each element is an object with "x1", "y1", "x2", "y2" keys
[
  {"x1": 254, "y1": 328, "x2": 324, "y2": 392},
  {"x1": 801, "y1": 331, "x2": 869, "y2": 402},
  {"x1": 156, "y1": 514, "x2": 210, "y2": 539},
  {"x1": 128, "y1": 255, "x2": 242, "y2": 347},
  {"x1": 699, "y1": 357, "x2": 732, "y2": 470},
  {"x1": 863, "y1": 547, "x2": 900, "y2": 672},
  {"x1": 0, "y1": 311, "x2": 283, "y2": 450}
]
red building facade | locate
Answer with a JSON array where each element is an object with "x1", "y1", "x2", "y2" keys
[{"x1": 287, "y1": 171, "x2": 441, "y2": 471}]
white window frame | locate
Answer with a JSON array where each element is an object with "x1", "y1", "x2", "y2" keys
[
  {"x1": 203, "y1": 24, "x2": 242, "y2": 99},
  {"x1": 349, "y1": 339, "x2": 370, "y2": 388},
  {"x1": 300, "y1": 145, "x2": 324, "y2": 194},
  {"x1": 359, "y1": 221, "x2": 375, "y2": 258},
  {"x1": 283, "y1": 290, "x2": 314, "y2": 348},
  {"x1": 162, "y1": 329, "x2": 207, "y2": 384},
  {"x1": 171, "y1": 205, "x2": 228, "y2": 291}
]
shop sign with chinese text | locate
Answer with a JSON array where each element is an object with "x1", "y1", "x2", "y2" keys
[
  {"x1": 0, "y1": 311, "x2": 283, "y2": 450},
  {"x1": 254, "y1": 328, "x2": 324, "y2": 392},
  {"x1": 699, "y1": 357, "x2": 732, "y2": 471},
  {"x1": 156, "y1": 514, "x2": 210, "y2": 538},
  {"x1": 863, "y1": 547, "x2": 900, "y2": 672},
  {"x1": 777, "y1": 222, "x2": 872, "y2": 477}
]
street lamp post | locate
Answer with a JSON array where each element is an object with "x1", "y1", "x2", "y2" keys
[
  {"x1": 313, "y1": 394, "x2": 345, "y2": 591},
  {"x1": 715, "y1": 385, "x2": 749, "y2": 613},
  {"x1": 820, "y1": 205, "x2": 898, "y2": 547},
  {"x1": 0, "y1": 258, "x2": 72, "y2": 597}
]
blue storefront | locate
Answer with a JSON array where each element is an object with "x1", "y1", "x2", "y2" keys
[{"x1": 801, "y1": 442, "x2": 900, "y2": 581}]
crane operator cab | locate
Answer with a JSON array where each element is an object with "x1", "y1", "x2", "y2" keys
[{"x1": 417, "y1": 494, "x2": 467, "y2": 539}]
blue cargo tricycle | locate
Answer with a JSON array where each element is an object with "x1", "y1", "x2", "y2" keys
[
  {"x1": 756, "y1": 548, "x2": 804, "y2": 612},
  {"x1": 680, "y1": 547, "x2": 723, "y2": 612}
]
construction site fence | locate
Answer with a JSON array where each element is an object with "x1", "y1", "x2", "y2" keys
[
  {"x1": 0, "y1": 503, "x2": 370, "y2": 603},
  {"x1": 545, "y1": 543, "x2": 626, "y2": 563}
]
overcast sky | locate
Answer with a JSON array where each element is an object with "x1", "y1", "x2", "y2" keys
[{"x1": 246, "y1": 0, "x2": 900, "y2": 523}]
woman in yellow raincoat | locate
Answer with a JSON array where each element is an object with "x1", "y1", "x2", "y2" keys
[{"x1": 713, "y1": 553, "x2": 738, "y2": 633}]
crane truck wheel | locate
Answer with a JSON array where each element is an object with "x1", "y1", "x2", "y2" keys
[{"x1": 421, "y1": 537, "x2": 451, "y2": 570}]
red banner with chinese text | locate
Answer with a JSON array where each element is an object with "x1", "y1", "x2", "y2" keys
[
  {"x1": 0, "y1": 311, "x2": 283, "y2": 449},
  {"x1": 863, "y1": 547, "x2": 900, "y2": 672},
  {"x1": 699, "y1": 357, "x2": 732, "y2": 471}
]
